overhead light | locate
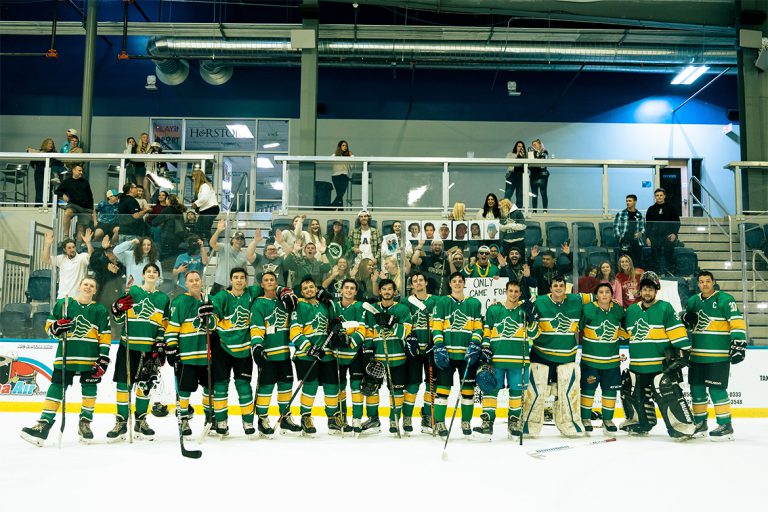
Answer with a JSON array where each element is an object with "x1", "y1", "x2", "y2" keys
[
  {"x1": 262, "y1": 142, "x2": 280, "y2": 149},
  {"x1": 671, "y1": 65, "x2": 710, "y2": 85},
  {"x1": 226, "y1": 124, "x2": 254, "y2": 139},
  {"x1": 256, "y1": 157, "x2": 274, "y2": 169},
  {"x1": 270, "y1": 181, "x2": 284, "y2": 191}
]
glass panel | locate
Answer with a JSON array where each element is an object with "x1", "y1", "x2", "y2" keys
[
  {"x1": 184, "y1": 119, "x2": 257, "y2": 152},
  {"x1": 256, "y1": 120, "x2": 289, "y2": 152},
  {"x1": 222, "y1": 156, "x2": 251, "y2": 213},
  {"x1": 151, "y1": 119, "x2": 183, "y2": 151},
  {"x1": 368, "y1": 164, "x2": 442, "y2": 211},
  {"x1": 608, "y1": 167, "x2": 655, "y2": 212}
]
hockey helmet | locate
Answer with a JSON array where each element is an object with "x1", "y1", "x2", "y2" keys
[
  {"x1": 639, "y1": 271, "x2": 661, "y2": 291},
  {"x1": 151, "y1": 402, "x2": 169, "y2": 417}
]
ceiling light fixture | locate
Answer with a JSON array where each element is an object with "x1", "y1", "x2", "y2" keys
[{"x1": 671, "y1": 65, "x2": 710, "y2": 85}]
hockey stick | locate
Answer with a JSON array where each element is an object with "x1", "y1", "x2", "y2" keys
[
  {"x1": 173, "y1": 366, "x2": 202, "y2": 459},
  {"x1": 442, "y1": 361, "x2": 473, "y2": 457},
  {"x1": 407, "y1": 295, "x2": 435, "y2": 436},
  {"x1": 58, "y1": 295, "x2": 69, "y2": 449},
  {"x1": 124, "y1": 276, "x2": 134, "y2": 444},
  {"x1": 272, "y1": 322, "x2": 341, "y2": 433},
  {"x1": 362, "y1": 301, "x2": 401, "y2": 439},
  {"x1": 519, "y1": 315, "x2": 527, "y2": 446},
  {"x1": 526, "y1": 437, "x2": 616, "y2": 459},
  {"x1": 199, "y1": 292, "x2": 217, "y2": 443}
]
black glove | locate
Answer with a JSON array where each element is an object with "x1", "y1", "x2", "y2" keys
[
  {"x1": 150, "y1": 339, "x2": 165, "y2": 359},
  {"x1": 316, "y1": 288, "x2": 334, "y2": 306},
  {"x1": 465, "y1": 341, "x2": 482, "y2": 365},
  {"x1": 197, "y1": 301, "x2": 214, "y2": 320},
  {"x1": 404, "y1": 334, "x2": 419, "y2": 357},
  {"x1": 279, "y1": 288, "x2": 298, "y2": 312},
  {"x1": 362, "y1": 346, "x2": 374, "y2": 366},
  {"x1": 730, "y1": 339, "x2": 746, "y2": 365},
  {"x1": 679, "y1": 310, "x2": 698, "y2": 330},
  {"x1": 307, "y1": 344, "x2": 325, "y2": 361},
  {"x1": 481, "y1": 346, "x2": 493, "y2": 364},
  {"x1": 520, "y1": 300, "x2": 539, "y2": 323},
  {"x1": 663, "y1": 349, "x2": 690, "y2": 376},
  {"x1": 251, "y1": 345, "x2": 266, "y2": 366},
  {"x1": 111, "y1": 294, "x2": 134, "y2": 317},
  {"x1": 50, "y1": 318, "x2": 72, "y2": 336},
  {"x1": 329, "y1": 331, "x2": 347, "y2": 350},
  {"x1": 165, "y1": 344, "x2": 179, "y2": 366},
  {"x1": 374, "y1": 312, "x2": 396, "y2": 329},
  {"x1": 83, "y1": 355, "x2": 110, "y2": 384}
]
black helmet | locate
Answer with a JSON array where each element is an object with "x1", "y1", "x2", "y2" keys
[
  {"x1": 639, "y1": 271, "x2": 661, "y2": 291},
  {"x1": 150, "y1": 402, "x2": 169, "y2": 417}
]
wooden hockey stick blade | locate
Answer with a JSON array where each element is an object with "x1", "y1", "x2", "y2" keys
[
  {"x1": 407, "y1": 295, "x2": 427, "y2": 311},
  {"x1": 527, "y1": 437, "x2": 616, "y2": 459}
]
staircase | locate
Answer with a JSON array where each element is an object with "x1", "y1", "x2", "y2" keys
[{"x1": 679, "y1": 218, "x2": 768, "y2": 346}]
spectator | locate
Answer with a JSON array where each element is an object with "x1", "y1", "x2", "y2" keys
[
  {"x1": 411, "y1": 239, "x2": 449, "y2": 295},
  {"x1": 578, "y1": 264, "x2": 600, "y2": 295},
  {"x1": 153, "y1": 193, "x2": 186, "y2": 264},
  {"x1": 498, "y1": 246, "x2": 536, "y2": 300},
  {"x1": 596, "y1": 259, "x2": 622, "y2": 302},
  {"x1": 61, "y1": 128, "x2": 77, "y2": 153},
  {"x1": 488, "y1": 244, "x2": 501, "y2": 267},
  {"x1": 325, "y1": 219, "x2": 352, "y2": 266},
  {"x1": 476, "y1": 193, "x2": 501, "y2": 219},
  {"x1": 278, "y1": 214, "x2": 309, "y2": 255},
  {"x1": 615, "y1": 254, "x2": 643, "y2": 308},
  {"x1": 42, "y1": 229, "x2": 93, "y2": 299},
  {"x1": 249, "y1": 237, "x2": 286, "y2": 286},
  {"x1": 89, "y1": 235, "x2": 126, "y2": 307},
  {"x1": 424, "y1": 222, "x2": 436, "y2": 240},
  {"x1": 124, "y1": 136, "x2": 138, "y2": 183},
  {"x1": 351, "y1": 257, "x2": 376, "y2": 301},
  {"x1": 389, "y1": 221, "x2": 413, "y2": 260},
  {"x1": 209, "y1": 219, "x2": 256, "y2": 295},
  {"x1": 132, "y1": 132, "x2": 151, "y2": 186},
  {"x1": 285, "y1": 241, "x2": 331, "y2": 289},
  {"x1": 173, "y1": 235, "x2": 209, "y2": 292},
  {"x1": 184, "y1": 210, "x2": 198, "y2": 235},
  {"x1": 145, "y1": 142, "x2": 168, "y2": 199},
  {"x1": 27, "y1": 137, "x2": 62, "y2": 203},
  {"x1": 55, "y1": 164, "x2": 94, "y2": 243},
  {"x1": 322, "y1": 257, "x2": 352, "y2": 298},
  {"x1": 505, "y1": 140, "x2": 527, "y2": 207},
  {"x1": 373, "y1": 255, "x2": 404, "y2": 296},
  {"x1": 306, "y1": 218, "x2": 327, "y2": 254},
  {"x1": 117, "y1": 182, "x2": 151, "y2": 242},
  {"x1": 462, "y1": 245, "x2": 500, "y2": 277},
  {"x1": 113, "y1": 236, "x2": 163, "y2": 286},
  {"x1": 146, "y1": 189, "x2": 170, "y2": 243},
  {"x1": 614, "y1": 193, "x2": 645, "y2": 266},
  {"x1": 645, "y1": 188, "x2": 680, "y2": 276},
  {"x1": 92, "y1": 188, "x2": 120, "y2": 243},
  {"x1": 192, "y1": 166, "x2": 220, "y2": 239},
  {"x1": 450, "y1": 202, "x2": 467, "y2": 221},
  {"x1": 446, "y1": 246, "x2": 465, "y2": 275},
  {"x1": 529, "y1": 243, "x2": 572, "y2": 296},
  {"x1": 529, "y1": 138, "x2": 549, "y2": 213},
  {"x1": 351, "y1": 210, "x2": 381, "y2": 264},
  {"x1": 135, "y1": 185, "x2": 149, "y2": 210},
  {"x1": 65, "y1": 135, "x2": 84, "y2": 171},
  {"x1": 331, "y1": 140, "x2": 354, "y2": 208},
  {"x1": 498, "y1": 197, "x2": 526, "y2": 256}
]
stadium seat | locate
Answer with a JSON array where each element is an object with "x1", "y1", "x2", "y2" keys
[
  {"x1": 272, "y1": 217, "x2": 305, "y2": 236},
  {"x1": 381, "y1": 220, "x2": 397, "y2": 235},
  {"x1": 31, "y1": 311, "x2": 49, "y2": 338},
  {"x1": 674, "y1": 247, "x2": 698, "y2": 277},
  {"x1": 545, "y1": 221, "x2": 569, "y2": 248},
  {"x1": 0, "y1": 303, "x2": 32, "y2": 338},
  {"x1": 742, "y1": 223, "x2": 766, "y2": 250},
  {"x1": 326, "y1": 219, "x2": 350, "y2": 237},
  {"x1": 523, "y1": 221, "x2": 542, "y2": 247},
  {"x1": 599, "y1": 222, "x2": 618, "y2": 248},
  {"x1": 583, "y1": 246, "x2": 611, "y2": 270},
  {"x1": 26, "y1": 269, "x2": 51, "y2": 302},
  {"x1": 572, "y1": 222, "x2": 597, "y2": 247}
]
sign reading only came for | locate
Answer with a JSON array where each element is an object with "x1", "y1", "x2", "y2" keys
[{"x1": 465, "y1": 277, "x2": 509, "y2": 314}]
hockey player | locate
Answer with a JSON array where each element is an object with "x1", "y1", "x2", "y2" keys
[
  {"x1": 290, "y1": 277, "x2": 342, "y2": 436},
  {"x1": 622, "y1": 271, "x2": 695, "y2": 439},
  {"x1": 522, "y1": 275, "x2": 590, "y2": 438},
  {"x1": 579, "y1": 282, "x2": 628, "y2": 435},
  {"x1": 401, "y1": 272, "x2": 439, "y2": 434},
  {"x1": 21, "y1": 277, "x2": 111, "y2": 446},
  {"x1": 683, "y1": 270, "x2": 746, "y2": 441},
  {"x1": 475, "y1": 280, "x2": 538, "y2": 439},
  {"x1": 325, "y1": 278, "x2": 367, "y2": 434},
  {"x1": 250, "y1": 271, "x2": 302, "y2": 435},
  {"x1": 164, "y1": 270, "x2": 216, "y2": 438},
  {"x1": 431, "y1": 271, "x2": 483, "y2": 438},
  {"x1": 362, "y1": 278, "x2": 412, "y2": 435},
  {"x1": 210, "y1": 267, "x2": 257, "y2": 437},
  {"x1": 108, "y1": 263, "x2": 170, "y2": 442}
]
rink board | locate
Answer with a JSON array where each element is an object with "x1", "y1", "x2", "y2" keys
[{"x1": 1, "y1": 339, "x2": 767, "y2": 417}]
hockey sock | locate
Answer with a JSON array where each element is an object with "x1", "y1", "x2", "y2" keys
[
  {"x1": 709, "y1": 387, "x2": 731, "y2": 425},
  {"x1": 422, "y1": 390, "x2": 433, "y2": 419},
  {"x1": 403, "y1": 384, "x2": 419, "y2": 418},
  {"x1": 601, "y1": 389, "x2": 617, "y2": 421},
  {"x1": 509, "y1": 389, "x2": 522, "y2": 420},
  {"x1": 366, "y1": 393, "x2": 380, "y2": 418},
  {"x1": 179, "y1": 392, "x2": 191, "y2": 419},
  {"x1": 690, "y1": 384, "x2": 709, "y2": 423},
  {"x1": 323, "y1": 383, "x2": 340, "y2": 417},
  {"x1": 482, "y1": 393, "x2": 498, "y2": 421},
  {"x1": 580, "y1": 389, "x2": 595, "y2": 421},
  {"x1": 212, "y1": 381, "x2": 229, "y2": 422},
  {"x1": 40, "y1": 382, "x2": 66, "y2": 424},
  {"x1": 460, "y1": 386, "x2": 475, "y2": 422},
  {"x1": 234, "y1": 378, "x2": 254, "y2": 423},
  {"x1": 300, "y1": 380, "x2": 318, "y2": 416},
  {"x1": 339, "y1": 389, "x2": 347, "y2": 417},
  {"x1": 389, "y1": 393, "x2": 404, "y2": 421},
  {"x1": 256, "y1": 383, "x2": 274, "y2": 416},
  {"x1": 202, "y1": 390, "x2": 213, "y2": 419},
  {"x1": 434, "y1": 385, "x2": 450, "y2": 423},
  {"x1": 116, "y1": 383, "x2": 130, "y2": 420},
  {"x1": 350, "y1": 379, "x2": 363, "y2": 419},
  {"x1": 134, "y1": 385, "x2": 150, "y2": 418},
  {"x1": 80, "y1": 383, "x2": 97, "y2": 422},
  {"x1": 277, "y1": 382, "x2": 292, "y2": 415}
]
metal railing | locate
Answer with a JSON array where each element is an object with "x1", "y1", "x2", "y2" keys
[
  {"x1": 725, "y1": 161, "x2": 768, "y2": 216},
  {"x1": 752, "y1": 250, "x2": 768, "y2": 302},
  {"x1": 688, "y1": 175, "x2": 733, "y2": 261},
  {"x1": 30, "y1": 222, "x2": 53, "y2": 272},
  {"x1": 274, "y1": 156, "x2": 668, "y2": 215},
  {"x1": 0, "y1": 249, "x2": 30, "y2": 308}
]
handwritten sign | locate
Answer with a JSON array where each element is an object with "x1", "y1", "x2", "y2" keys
[{"x1": 464, "y1": 277, "x2": 508, "y2": 314}]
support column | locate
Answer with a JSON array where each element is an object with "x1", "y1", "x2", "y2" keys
[
  {"x1": 297, "y1": 1, "x2": 319, "y2": 210},
  {"x1": 80, "y1": 0, "x2": 98, "y2": 152}
]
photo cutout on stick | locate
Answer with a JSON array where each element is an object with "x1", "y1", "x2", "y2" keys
[
  {"x1": 406, "y1": 220, "x2": 422, "y2": 241},
  {"x1": 423, "y1": 221, "x2": 437, "y2": 240},
  {"x1": 469, "y1": 221, "x2": 483, "y2": 240},
  {"x1": 453, "y1": 221, "x2": 468, "y2": 241},
  {"x1": 438, "y1": 222, "x2": 452, "y2": 241},
  {"x1": 484, "y1": 220, "x2": 499, "y2": 240}
]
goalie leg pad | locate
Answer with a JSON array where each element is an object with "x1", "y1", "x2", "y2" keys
[
  {"x1": 652, "y1": 373, "x2": 696, "y2": 438},
  {"x1": 553, "y1": 362, "x2": 584, "y2": 437},
  {"x1": 620, "y1": 370, "x2": 655, "y2": 433},
  {"x1": 521, "y1": 363, "x2": 548, "y2": 438}
]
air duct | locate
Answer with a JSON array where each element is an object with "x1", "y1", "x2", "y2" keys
[{"x1": 200, "y1": 60, "x2": 234, "y2": 85}]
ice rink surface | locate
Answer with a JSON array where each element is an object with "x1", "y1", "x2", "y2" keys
[{"x1": 4, "y1": 412, "x2": 767, "y2": 510}]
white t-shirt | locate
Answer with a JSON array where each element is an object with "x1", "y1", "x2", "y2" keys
[
  {"x1": 358, "y1": 228, "x2": 373, "y2": 260},
  {"x1": 55, "y1": 252, "x2": 90, "y2": 299}
]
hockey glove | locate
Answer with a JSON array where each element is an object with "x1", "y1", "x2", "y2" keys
[
  {"x1": 329, "y1": 331, "x2": 347, "y2": 350},
  {"x1": 307, "y1": 344, "x2": 325, "y2": 361},
  {"x1": 663, "y1": 349, "x2": 690, "y2": 376},
  {"x1": 404, "y1": 334, "x2": 420, "y2": 357},
  {"x1": 251, "y1": 345, "x2": 267, "y2": 366},
  {"x1": 197, "y1": 301, "x2": 214, "y2": 320},
  {"x1": 521, "y1": 300, "x2": 539, "y2": 323},
  {"x1": 316, "y1": 288, "x2": 334, "y2": 306},
  {"x1": 50, "y1": 318, "x2": 73, "y2": 336},
  {"x1": 84, "y1": 355, "x2": 110, "y2": 384},
  {"x1": 374, "y1": 312, "x2": 396, "y2": 329},
  {"x1": 679, "y1": 310, "x2": 698, "y2": 330},
  {"x1": 729, "y1": 339, "x2": 746, "y2": 365},
  {"x1": 279, "y1": 288, "x2": 298, "y2": 312},
  {"x1": 481, "y1": 346, "x2": 494, "y2": 365},
  {"x1": 165, "y1": 345, "x2": 180, "y2": 366},
  {"x1": 150, "y1": 339, "x2": 165, "y2": 360},
  {"x1": 465, "y1": 341, "x2": 482, "y2": 366},
  {"x1": 361, "y1": 346, "x2": 374, "y2": 367},
  {"x1": 433, "y1": 345, "x2": 450, "y2": 370},
  {"x1": 111, "y1": 294, "x2": 134, "y2": 317}
]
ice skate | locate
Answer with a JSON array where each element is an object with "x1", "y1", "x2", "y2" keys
[
  {"x1": 20, "y1": 420, "x2": 53, "y2": 447},
  {"x1": 709, "y1": 422, "x2": 734, "y2": 442},
  {"x1": 508, "y1": 416, "x2": 522, "y2": 440},
  {"x1": 214, "y1": 418, "x2": 229, "y2": 437},
  {"x1": 420, "y1": 411, "x2": 433, "y2": 435},
  {"x1": 360, "y1": 416, "x2": 381, "y2": 435},
  {"x1": 402, "y1": 416, "x2": 413, "y2": 434},
  {"x1": 301, "y1": 413, "x2": 317, "y2": 437},
  {"x1": 106, "y1": 418, "x2": 128, "y2": 443},
  {"x1": 692, "y1": 420, "x2": 708, "y2": 438},
  {"x1": 472, "y1": 413, "x2": 493, "y2": 440},
  {"x1": 603, "y1": 419, "x2": 617, "y2": 437},
  {"x1": 279, "y1": 414, "x2": 303, "y2": 434},
  {"x1": 180, "y1": 418, "x2": 192, "y2": 439},
  {"x1": 583, "y1": 418, "x2": 593, "y2": 432},
  {"x1": 435, "y1": 421, "x2": 448, "y2": 439},
  {"x1": 352, "y1": 418, "x2": 362, "y2": 436},
  {"x1": 461, "y1": 421, "x2": 472, "y2": 438},
  {"x1": 257, "y1": 415, "x2": 274, "y2": 437},
  {"x1": 243, "y1": 420, "x2": 257, "y2": 439},
  {"x1": 134, "y1": 414, "x2": 155, "y2": 441},
  {"x1": 328, "y1": 412, "x2": 353, "y2": 435}
]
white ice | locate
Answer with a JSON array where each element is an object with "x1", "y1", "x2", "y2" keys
[{"x1": 3, "y1": 412, "x2": 767, "y2": 510}]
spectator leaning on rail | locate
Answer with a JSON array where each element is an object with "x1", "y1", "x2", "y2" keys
[
  {"x1": 27, "y1": 137, "x2": 63, "y2": 203},
  {"x1": 117, "y1": 182, "x2": 151, "y2": 243},
  {"x1": 529, "y1": 138, "x2": 550, "y2": 213},
  {"x1": 645, "y1": 188, "x2": 680, "y2": 277},
  {"x1": 191, "y1": 166, "x2": 220, "y2": 240},
  {"x1": 504, "y1": 140, "x2": 527, "y2": 208},
  {"x1": 42, "y1": 229, "x2": 94, "y2": 300},
  {"x1": 55, "y1": 164, "x2": 94, "y2": 244},
  {"x1": 614, "y1": 193, "x2": 645, "y2": 267},
  {"x1": 331, "y1": 140, "x2": 354, "y2": 208},
  {"x1": 93, "y1": 189, "x2": 120, "y2": 244}
]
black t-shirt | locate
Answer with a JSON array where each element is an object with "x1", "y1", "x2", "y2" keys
[
  {"x1": 627, "y1": 210, "x2": 638, "y2": 236},
  {"x1": 419, "y1": 252, "x2": 449, "y2": 295},
  {"x1": 118, "y1": 195, "x2": 145, "y2": 236}
]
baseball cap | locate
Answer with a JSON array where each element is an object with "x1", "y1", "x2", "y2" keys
[
  {"x1": 150, "y1": 141, "x2": 162, "y2": 149},
  {"x1": 478, "y1": 245, "x2": 490, "y2": 254},
  {"x1": 66, "y1": 128, "x2": 78, "y2": 136},
  {"x1": 231, "y1": 231, "x2": 245, "y2": 240},
  {"x1": 357, "y1": 209, "x2": 370, "y2": 217},
  {"x1": 106, "y1": 188, "x2": 118, "y2": 198}
]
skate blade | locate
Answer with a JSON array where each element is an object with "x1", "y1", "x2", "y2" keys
[
  {"x1": 359, "y1": 428, "x2": 381, "y2": 435},
  {"x1": 472, "y1": 432, "x2": 493, "y2": 442},
  {"x1": 20, "y1": 432, "x2": 45, "y2": 447},
  {"x1": 603, "y1": 430, "x2": 617, "y2": 439},
  {"x1": 403, "y1": 430, "x2": 413, "y2": 437},
  {"x1": 710, "y1": 435, "x2": 734, "y2": 442},
  {"x1": 134, "y1": 433, "x2": 155, "y2": 442},
  {"x1": 78, "y1": 437, "x2": 94, "y2": 445},
  {"x1": 106, "y1": 435, "x2": 127, "y2": 444},
  {"x1": 421, "y1": 427, "x2": 433, "y2": 435}
]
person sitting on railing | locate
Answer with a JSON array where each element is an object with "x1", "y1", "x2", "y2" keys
[
  {"x1": 645, "y1": 188, "x2": 680, "y2": 277},
  {"x1": 529, "y1": 243, "x2": 573, "y2": 296},
  {"x1": 249, "y1": 233, "x2": 287, "y2": 286},
  {"x1": 55, "y1": 164, "x2": 94, "y2": 245},
  {"x1": 117, "y1": 182, "x2": 151, "y2": 243},
  {"x1": 476, "y1": 193, "x2": 501, "y2": 220},
  {"x1": 505, "y1": 140, "x2": 527, "y2": 208},
  {"x1": 89, "y1": 235, "x2": 126, "y2": 308},
  {"x1": 61, "y1": 128, "x2": 77, "y2": 154},
  {"x1": 529, "y1": 138, "x2": 550, "y2": 213},
  {"x1": 27, "y1": 137, "x2": 63, "y2": 203},
  {"x1": 42, "y1": 229, "x2": 94, "y2": 300},
  {"x1": 351, "y1": 210, "x2": 381, "y2": 264},
  {"x1": 172, "y1": 235, "x2": 209, "y2": 294},
  {"x1": 114, "y1": 236, "x2": 164, "y2": 287},
  {"x1": 191, "y1": 165, "x2": 220, "y2": 240},
  {"x1": 284, "y1": 241, "x2": 331, "y2": 291},
  {"x1": 65, "y1": 134, "x2": 85, "y2": 173},
  {"x1": 92, "y1": 189, "x2": 120, "y2": 245},
  {"x1": 331, "y1": 140, "x2": 354, "y2": 208},
  {"x1": 209, "y1": 218, "x2": 256, "y2": 295},
  {"x1": 614, "y1": 193, "x2": 645, "y2": 267}
]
